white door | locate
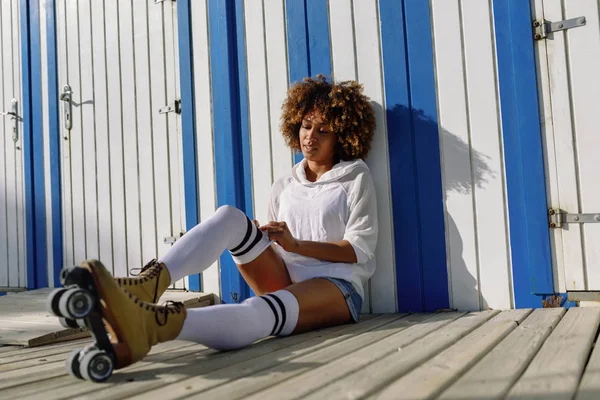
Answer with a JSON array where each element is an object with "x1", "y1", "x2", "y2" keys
[
  {"x1": 0, "y1": 0, "x2": 26, "y2": 290},
  {"x1": 534, "y1": 0, "x2": 600, "y2": 292},
  {"x1": 56, "y1": 0, "x2": 186, "y2": 288}
]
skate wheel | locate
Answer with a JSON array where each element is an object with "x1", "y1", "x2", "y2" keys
[
  {"x1": 58, "y1": 288, "x2": 96, "y2": 319},
  {"x1": 46, "y1": 288, "x2": 68, "y2": 316},
  {"x1": 59, "y1": 317, "x2": 86, "y2": 329},
  {"x1": 66, "y1": 349, "x2": 83, "y2": 379},
  {"x1": 79, "y1": 349, "x2": 114, "y2": 382}
]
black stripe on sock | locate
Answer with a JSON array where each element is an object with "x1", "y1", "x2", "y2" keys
[
  {"x1": 230, "y1": 217, "x2": 252, "y2": 254},
  {"x1": 266, "y1": 293, "x2": 287, "y2": 336},
  {"x1": 231, "y1": 225, "x2": 263, "y2": 257},
  {"x1": 259, "y1": 296, "x2": 280, "y2": 336}
]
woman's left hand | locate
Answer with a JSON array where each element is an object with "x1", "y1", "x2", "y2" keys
[{"x1": 260, "y1": 221, "x2": 299, "y2": 252}]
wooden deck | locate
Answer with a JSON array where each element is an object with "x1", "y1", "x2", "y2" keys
[{"x1": 0, "y1": 307, "x2": 599, "y2": 399}]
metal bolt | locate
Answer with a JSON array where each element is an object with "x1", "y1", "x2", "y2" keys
[
  {"x1": 549, "y1": 209, "x2": 555, "y2": 215},
  {"x1": 533, "y1": 21, "x2": 540, "y2": 27},
  {"x1": 595, "y1": 215, "x2": 600, "y2": 222},
  {"x1": 580, "y1": 18, "x2": 586, "y2": 24},
  {"x1": 573, "y1": 216, "x2": 579, "y2": 221},
  {"x1": 558, "y1": 23, "x2": 564, "y2": 28},
  {"x1": 550, "y1": 222, "x2": 556, "y2": 228},
  {"x1": 535, "y1": 34, "x2": 541, "y2": 40}
]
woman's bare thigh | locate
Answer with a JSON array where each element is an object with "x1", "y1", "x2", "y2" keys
[
  {"x1": 236, "y1": 245, "x2": 292, "y2": 295},
  {"x1": 285, "y1": 278, "x2": 353, "y2": 334}
]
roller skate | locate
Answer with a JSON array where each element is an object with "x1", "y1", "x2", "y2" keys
[
  {"x1": 115, "y1": 259, "x2": 172, "y2": 303},
  {"x1": 46, "y1": 259, "x2": 186, "y2": 382}
]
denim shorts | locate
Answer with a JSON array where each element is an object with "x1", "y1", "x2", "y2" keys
[{"x1": 320, "y1": 277, "x2": 362, "y2": 323}]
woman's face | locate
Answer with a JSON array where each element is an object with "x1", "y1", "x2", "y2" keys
[{"x1": 299, "y1": 112, "x2": 337, "y2": 164}]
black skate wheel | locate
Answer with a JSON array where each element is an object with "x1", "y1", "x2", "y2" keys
[
  {"x1": 66, "y1": 349, "x2": 83, "y2": 379},
  {"x1": 59, "y1": 317, "x2": 82, "y2": 329},
  {"x1": 58, "y1": 288, "x2": 96, "y2": 319},
  {"x1": 46, "y1": 288, "x2": 68, "y2": 316},
  {"x1": 79, "y1": 349, "x2": 114, "y2": 382}
]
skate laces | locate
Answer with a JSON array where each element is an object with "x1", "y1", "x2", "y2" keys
[
  {"x1": 154, "y1": 300, "x2": 184, "y2": 326},
  {"x1": 129, "y1": 259, "x2": 160, "y2": 277}
]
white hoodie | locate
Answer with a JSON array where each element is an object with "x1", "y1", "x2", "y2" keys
[{"x1": 268, "y1": 158, "x2": 378, "y2": 301}]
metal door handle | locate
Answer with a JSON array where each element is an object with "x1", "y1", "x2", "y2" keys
[
  {"x1": 60, "y1": 85, "x2": 72, "y2": 133},
  {"x1": 1, "y1": 99, "x2": 19, "y2": 144}
]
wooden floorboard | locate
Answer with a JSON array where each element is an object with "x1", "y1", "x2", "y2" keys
[
  {"x1": 0, "y1": 306, "x2": 599, "y2": 400},
  {"x1": 507, "y1": 307, "x2": 600, "y2": 400},
  {"x1": 439, "y1": 307, "x2": 566, "y2": 400}
]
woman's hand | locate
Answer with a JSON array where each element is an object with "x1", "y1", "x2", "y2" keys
[{"x1": 260, "y1": 221, "x2": 298, "y2": 252}]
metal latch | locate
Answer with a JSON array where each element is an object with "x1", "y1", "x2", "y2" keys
[
  {"x1": 534, "y1": 17, "x2": 586, "y2": 40},
  {"x1": 1, "y1": 99, "x2": 18, "y2": 144},
  {"x1": 158, "y1": 99, "x2": 181, "y2": 115},
  {"x1": 549, "y1": 209, "x2": 600, "y2": 229},
  {"x1": 164, "y1": 231, "x2": 186, "y2": 245}
]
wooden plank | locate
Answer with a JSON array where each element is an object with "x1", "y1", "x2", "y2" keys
[
  {"x1": 461, "y1": 0, "x2": 512, "y2": 309},
  {"x1": 542, "y1": 0, "x2": 585, "y2": 291},
  {"x1": 575, "y1": 321, "x2": 600, "y2": 399},
  {"x1": 431, "y1": 0, "x2": 480, "y2": 310},
  {"x1": 190, "y1": 0, "x2": 219, "y2": 295},
  {"x1": 264, "y1": 0, "x2": 293, "y2": 180},
  {"x1": 303, "y1": 310, "x2": 499, "y2": 400},
  {"x1": 60, "y1": 315, "x2": 394, "y2": 400},
  {"x1": 564, "y1": 0, "x2": 600, "y2": 289},
  {"x1": 329, "y1": 0, "x2": 357, "y2": 81},
  {"x1": 245, "y1": 0, "x2": 274, "y2": 229},
  {"x1": 196, "y1": 314, "x2": 435, "y2": 399},
  {"x1": 353, "y1": 0, "x2": 394, "y2": 313},
  {"x1": 0, "y1": 338, "x2": 92, "y2": 363},
  {"x1": 440, "y1": 308, "x2": 566, "y2": 399},
  {"x1": 507, "y1": 307, "x2": 600, "y2": 400},
  {"x1": 373, "y1": 309, "x2": 532, "y2": 399},
  {"x1": 245, "y1": 312, "x2": 466, "y2": 400}
]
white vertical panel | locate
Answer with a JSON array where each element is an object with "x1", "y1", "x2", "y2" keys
[
  {"x1": 132, "y1": 0, "x2": 158, "y2": 270},
  {"x1": 532, "y1": 0, "x2": 567, "y2": 293},
  {"x1": 245, "y1": 0, "x2": 273, "y2": 227},
  {"x1": 353, "y1": 0, "x2": 395, "y2": 313},
  {"x1": 431, "y1": 0, "x2": 480, "y2": 310},
  {"x1": 536, "y1": 0, "x2": 584, "y2": 290},
  {"x1": 14, "y1": 0, "x2": 25, "y2": 287},
  {"x1": 564, "y1": 0, "x2": 600, "y2": 288},
  {"x1": 461, "y1": 0, "x2": 512, "y2": 309},
  {"x1": 104, "y1": 0, "x2": 127, "y2": 277},
  {"x1": 191, "y1": 0, "x2": 219, "y2": 295},
  {"x1": 57, "y1": 0, "x2": 73, "y2": 271},
  {"x1": 79, "y1": 0, "x2": 99, "y2": 260},
  {"x1": 66, "y1": 0, "x2": 86, "y2": 265},
  {"x1": 40, "y1": 0, "x2": 54, "y2": 286},
  {"x1": 329, "y1": 0, "x2": 356, "y2": 82},
  {"x1": 0, "y1": 0, "x2": 10, "y2": 287},
  {"x1": 165, "y1": 2, "x2": 186, "y2": 289},
  {"x1": 264, "y1": 0, "x2": 293, "y2": 180},
  {"x1": 90, "y1": 0, "x2": 113, "y2": 272},
  {"x1": 119, "y1": 0, "x2": 143, "y2": 275}
]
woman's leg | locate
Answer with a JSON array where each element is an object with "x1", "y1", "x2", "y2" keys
[{"x1": 175, "y1": 278, "x2": 352, "y2": 350}]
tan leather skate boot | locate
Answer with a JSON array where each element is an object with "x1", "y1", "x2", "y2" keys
[
  {"x1": 115, "y1": 259, "x2": 171, "y2": 303},
  {"x1": 80, "y1": 259, "x2": 186, "y2": 369}
]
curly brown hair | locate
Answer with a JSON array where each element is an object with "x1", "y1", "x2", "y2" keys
[{"x1": 280, "y1": 75, "x2": 376, "y2": 161}]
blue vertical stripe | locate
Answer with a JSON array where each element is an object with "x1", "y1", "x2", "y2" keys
[
  {"x1": 46, "y1": 0, "x2": 63, "y2": 287},
  {"x1": 285, "y1": 0, "x2": 331, "y2": 164},
  {"x1": 20, "y1": 0, "x2": 37, "y2": 289},
  {"x1": 493, "y1": 0, "x2": 553, "y2": 307},
  {"x1": 380, "y1": 0, "x2": 449, "y2": 312},
  {"x1": 208, "y1": 0, "x2": 253, "y2": 303},
  {"x1": 177, "y1": 0, "x2": 201, "y2": 291}
]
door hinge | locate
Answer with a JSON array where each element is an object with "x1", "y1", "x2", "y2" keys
[
  {"x1": 159, "y1": 99, "x2": 181, "y2": 115},
  {"x1": 164, "y1": 231, "x2": 186, "y2": 245},
  {"x1": 533, "y1": 16, "x2": 586, "y2": 40},
  {"x1": 549, "y1": 209, "x2": 600, "y2": 229}
]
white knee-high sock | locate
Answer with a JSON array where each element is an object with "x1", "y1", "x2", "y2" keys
[
  {"x1": 176, "y1": 290, "x2": 300, "y2": 350},
  {"x1": 159, "y1": 205, "x2": 271, "y2": 282}
]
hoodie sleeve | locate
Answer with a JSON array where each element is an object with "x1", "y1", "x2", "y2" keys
[{"x1": 343, "y1": 169, "x2": 378, "y2": 264}]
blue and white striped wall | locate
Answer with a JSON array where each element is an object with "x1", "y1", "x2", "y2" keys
[{"x1": 12, "y1": 0, "x2": 561, "y2": 311}]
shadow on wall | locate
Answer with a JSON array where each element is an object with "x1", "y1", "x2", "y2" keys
[{"x1": 383, "y1": 104, "x2": 497, "y2": 311}]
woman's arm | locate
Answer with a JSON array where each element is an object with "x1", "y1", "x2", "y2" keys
[{"x1": 260, "y1": 221, "x2": 358, "y2": 264}]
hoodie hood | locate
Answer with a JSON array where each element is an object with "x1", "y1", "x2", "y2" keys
[{"x1": 291, "y1": 158, "x2": 370, "y2": 186}]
